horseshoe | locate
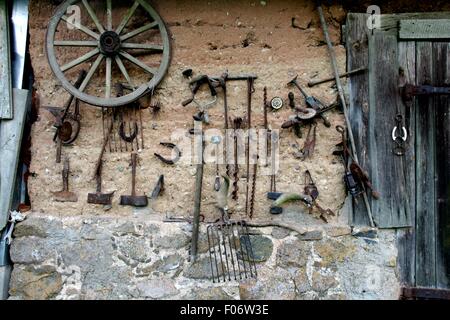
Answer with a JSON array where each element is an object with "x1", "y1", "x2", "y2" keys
[
  {"x1": 154, "y1": 142, "x2": 181, "y2": 165},
  {"x1": 119, "y1": 121, "x2": 139, "y2": 143}
]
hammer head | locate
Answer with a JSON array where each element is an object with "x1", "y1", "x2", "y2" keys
[
  {"x1": 87, "y1": 192, "x2": 114, "y2": 206},
  {"x1": 53, "y1": 191, "x2": 78, "y2": 203},
  {"x1": 120, "y1": 195, "x2": 148, "y2": 207},
  {"x1": 287, "y1": 75, "x2": 298, "y2": 86}
]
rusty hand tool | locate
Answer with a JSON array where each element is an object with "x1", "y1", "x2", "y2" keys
[
  {"x1": 191, "y1": 129, "x2": 204, "y2": 262},
  {"x1": 245, "y1": 77, "x2": 255, "y2": 218},
  {"x1": 183, "y1": 75, "x2": 218, "y2": 124},
  {"x1": 232, "y1": 117, "x2": 243, "y2": 200},
  {"x1": 317, "y1": 3, "x2": 374, "y2": 227},
  {"x1": 150, "y1": 175, "x2": 165, "y2": 200},
  {"x1": 52, "y1": 157, "x2": 78, "y2": 203},
  {"x1": 87, "y1": 162, "x2": 114, "y2": 205},
  {"x1": 333, "y1": 125, "x2": 360, "y2": 198},
  {"x1": 288, "y1": 76, "x2": 331, "y2": 127},
  {"x1": 88, "y1": 121, "x2": 115, "y2": 206},
  {"x1": 307, "y1": 67, "x2": 367, "y2": 87},
  {"x1": 154, "y1": 142, "x2": 181, "y2": 165},
  {"x1": 294, "y1": 122, "x2": 317, "y2": 160},
  {"x1": 211, "y1": 136, "x2": 222, "y2": 191},
  {"x1": 120, "y1": 153, "x2": 148, "y2": 207},
  {"x1": 349, "y1": 162, "x2": 381, "y2": 200},
  {"x1": 304, "y1": 170, "x2": 335, "y2": 222}
]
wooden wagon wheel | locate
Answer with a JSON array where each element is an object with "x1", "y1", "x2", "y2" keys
[{"x1": 46, "y1": 0, "x2": 171, "y2": 108}]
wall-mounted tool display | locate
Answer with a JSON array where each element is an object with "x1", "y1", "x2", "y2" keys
[
  {"x1": 52, "y1": 157, "x2": 78, "y2": 203},
  {"x1": 120, "y1": 153, "x2": 148, "y2": 207},
  {"x1": 44, "y1": 70, "x2": 86, "y2": 163},
  {"x1": 154, "y1": 142, "x2": 181, "y2": 165},
  {"x1": 46, "y1": 0, "x2": 171, "y2": 108}
]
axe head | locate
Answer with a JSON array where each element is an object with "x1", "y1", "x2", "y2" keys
[
  {"x1": 120, "y1": 195, "x2": 148, "y2": 207},
  {"x1": 87, "y1": 192, "x2": 114, "y2": 205}
]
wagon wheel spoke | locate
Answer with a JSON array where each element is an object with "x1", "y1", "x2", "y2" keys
[
  {"x1": 61, "y1": 15, "x2": 100, "y2": 40},
  {"x1": 61, "y1": 48, "x2": 100, "y2": 72},
  {"x1": 121, "y1": 43, "x2": 163, "y2": 51},
  {"x1": 106, "y1": 0, "x2": 113, "y2": 31},
  {"x1": 115, "y1": 56, "x2": 135, "y2": 89},
  {"x1": 81, "y1": 0, "x2": 105, "y2": 33},
  {"x1": 105, "y1": 57, "x2": 112, "y2": 98},
  {"x1": 79, "y1": 54, "x2": 104, "y2": 92},
  {"x1": 54, "y1": 40, "x2": 98, "y2": 47},
  {"x1": 120, "y1": 21, "x2": 158, "y2": 42},
  {"x1": 116, "y1": 1, "x2": 140, "y2": 35},
  {"x1": 119, "y1": 51, "x2": 157, "y2": 75}
]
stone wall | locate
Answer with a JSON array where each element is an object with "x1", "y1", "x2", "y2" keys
[
  {"x1": 7, "y1": 0, "x2": 403, "y2": 300},
  {"x1": 9, "y1": 215, "x2": 399, "y2": 300}
]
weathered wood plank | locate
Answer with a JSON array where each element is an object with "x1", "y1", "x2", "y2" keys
[
  {"x1": 0, "y1": 0, "x2": 13, "y2": 119},
  {"x1": 0, "y1": 89, "x2": 29, "y2": 230},
  {"x1": 375, "y1": 12, "x2": 450, "y2": 36},
  {"x1": 400, "y1": 20, "x2": 450, "y2": 40},
  {"x1": 368, "y1": 33, "x2": 412, "y2": 228},
  {"x1": 397, "y1": 41, "x2": 417, "y2": 286},
  {"x1": 345, "y1": 13, "x2": 370, "y2": 226},
  {"x1": 415, "y1": 41, "x2": 436, "y2": 287},
  {"x1": 434, "y1": 42, "x2": 450, "y2": 289}
]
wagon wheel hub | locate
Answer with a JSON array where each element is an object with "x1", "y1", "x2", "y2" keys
[{"x1": 99, "y1": 31, "x2": 121, "y2": 56}]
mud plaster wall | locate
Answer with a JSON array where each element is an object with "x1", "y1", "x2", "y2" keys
[{"x1": 8, "y1": 0, "x2": 400, "y2": 300}]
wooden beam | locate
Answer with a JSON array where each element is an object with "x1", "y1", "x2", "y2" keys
[
  {"x1": 400, "y1": 19, "x2": 450, "y2": 40},
  {"x1": 0, "y1": 89, "x2": 29, "y2": 230},
  {"x1": 0, "y1": 0, "x2": 13, "y2": 119},
  {"x1": 345, "y1": 13, "x2": 370, "y2": 226}
]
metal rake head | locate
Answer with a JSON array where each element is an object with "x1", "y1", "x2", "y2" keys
[{"x1": 206, "y1": 221, "x2": 257, "y2": 283}]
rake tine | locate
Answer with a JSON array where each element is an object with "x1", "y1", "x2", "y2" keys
[
  {"x1": 221, "y1": 224, "x2": 231, "y2": 281},
  {"x1": 214, "y1": 225, "x2": 227, "y2": 283},
  {"x1": 230, "y1": 223, "x2": 243, "y2": 280},
  {"x1": 236, "y1": 221, "x2": 249, "y2": 279},
  {"x1": 244, "y1": 221, "x2": 258, "y2": 278},
  {"x1": 207, "y1": 226, "x2": 218, "y2": 283},
  {"x1": 238, "y1": 221, "x2": 253, "y2": 278},
  {"x1": 225, "y1": 223, "x2": 238, "y2": 281}
]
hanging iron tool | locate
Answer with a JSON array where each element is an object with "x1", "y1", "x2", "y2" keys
[
  {"x1": 183, "y1": 75, "x2": 218, "y2": 124},
  {"x1": 245, "y1": 77, "x2": 255, "y2": 218},
  {"x1": 303, "y1": 170, "x2": 335, "y2": 222},
  {"x1": 191, "y1": 125, "x2": 204, "y2": 262},
  {"x1": 44, "y1": 70, "x2": 86, "y2": 163},
  {"x1": 392, "y1": 114, "x2": 407, "y2": 156},
  {"x1": 154, "y1": 142, "x2": 181, "y2": 165},
  {"x1": 115, "y1": 83, "x2": 140, "y2": 151},
  {"x1": 120, "y1": 153, "x2": 148, "y2": 207},
  {"x1": 232, "y1": 117, "x2": 243, "y2": 201},
  {"x1": 294, "y1": 122, "x2": 317, "y2": 160},
  {"x1": 150, "y1": 175, "x2": 165, "y2": 200},
  {"x1": 288, "y1": 76, "x2": 331, "y2": 127},
  {"x1": 211, "y1": 136, "x2": 222, "y2": 191},
  {"x1": 307, "y1": 67, "x2": 367, "y2": 88},
  {"x1": 207, "y1": 177, "x2": 257, "y2": 283},
  {"x1": 52, "y1": 157, "x2": 78, "y2": 203},
  {"x1": 317, "y1": 2, "x2": 375, "y2": 227}
]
